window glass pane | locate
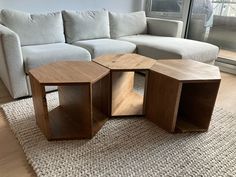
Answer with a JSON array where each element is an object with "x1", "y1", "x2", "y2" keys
[
  {"x1": 151, "y1": 0, "x2": 183, "y2": 13},
  {"x1": 213, "y1": 0, "x2": 236, "y2": 16},
  {"x1": 188, "y1": 0, "x2": 236, "y2": 51}
]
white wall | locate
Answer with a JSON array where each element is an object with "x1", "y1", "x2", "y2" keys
[{"x1": 0, "y1": 0, "x2": 143, "y2": 13}]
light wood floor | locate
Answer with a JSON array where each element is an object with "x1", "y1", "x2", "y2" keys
[{"x1": 1, "y1": 72, "x2": 236, "y2": 177}]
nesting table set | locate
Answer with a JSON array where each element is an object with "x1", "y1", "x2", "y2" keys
[{"x1": 29, "y1": 54, "x2": 221, "y2": 140}]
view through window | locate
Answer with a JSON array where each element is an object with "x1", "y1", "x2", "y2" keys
[
  {"x1": 151, "y1": 0, "x2": 183, "y2": 13},
  {"x1": 188, "y1": 0, "x2": 236, "y2": 72}
]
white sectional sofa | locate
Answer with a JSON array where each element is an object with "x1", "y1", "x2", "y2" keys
[{"x1": 0, "y1": 9, "x2": 219, "y2": 98}]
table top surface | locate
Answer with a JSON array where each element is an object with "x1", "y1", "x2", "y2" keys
[
  {"x1": 93, "y1": 54, "x2": 156, "y2": 71},
  {"x1": 152, "y1": 59, "x2": 221, "y2": 81},
  {"x1": 95, "y1": 53, "x2": 220, "y2": 81},
  {"x1": 29, "y1": 54, "x2": 221, "y2": 84},
  {"x1": 29, "y1": 61, "x2": 109, "y2": 84}
]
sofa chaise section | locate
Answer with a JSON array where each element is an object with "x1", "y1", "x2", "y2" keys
[
  {"x1": 119, "y1": 35, "x2": 218, "y2": 64},
  {"x1": 109, "y1": 12, "x2": 219, "y2": 64}
]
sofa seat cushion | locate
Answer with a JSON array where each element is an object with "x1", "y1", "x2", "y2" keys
[
  {"x1": 1, "y1": 9, "x2": 65, "y2": 46},
  {"x1": 73, "y1": 39, "x2": 136, "y2": 58},
  {"x1": 22, "y1": 43, "x2": 91, "y2": 73},
  {"x1": 119, "y1": 35, "x2": 219, "y2": 63}
]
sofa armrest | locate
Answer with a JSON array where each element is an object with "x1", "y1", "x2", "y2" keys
[
  {"x1": 147, "y1": 17, "x2": 183, "y2": 38},
  {"x1": 0, "y1": 24, "x2": 29, "y2": 98}
]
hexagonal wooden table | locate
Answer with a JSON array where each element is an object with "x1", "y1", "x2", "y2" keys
[
  {"x1": 94, "y1": 54, "x2": 156, "y2": 117},
  {"x1": 146, "y1": 59, "x2": 221, "y2": 133},
  {"x1": 29, "y1": 61, "x2": 110, "y2": 140}
]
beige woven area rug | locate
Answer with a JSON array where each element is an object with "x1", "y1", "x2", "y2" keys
[{"x1": 1, "y1": 76, "x2": 236, "y2": 177}]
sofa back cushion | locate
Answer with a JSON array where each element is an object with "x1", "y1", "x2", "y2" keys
[
  {"x1": 62, "y1": 10, "x2": 110, "y2": 43},
  {"x1": 109, "y1": 11, "x2": 147, "y2": 39},
  {"x1": 1, "y1": 9, "x2": 65, "y2": 46}
]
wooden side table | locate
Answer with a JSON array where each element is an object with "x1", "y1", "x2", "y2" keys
[
  {"x1": 29, "y1": 61, "x2": 110, "y2": 140},
  {"x1": 146, "y1": 59, "x2": 221, "y2": 133},
  {"x1": 94, "y1": 54, "x2": 156, "y2": 117},
  {"x1": 29, "y1": 54, "x2": 222, "y2": 140}
]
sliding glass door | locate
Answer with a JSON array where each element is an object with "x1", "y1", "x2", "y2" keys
[{"x1": 188, "y1": 0, "x2": 236, "y2": 73}]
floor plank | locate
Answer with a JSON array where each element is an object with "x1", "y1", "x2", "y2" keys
[
  {"x1": 0, "y1": 109, "x2": 36, "y2": 177},
  {"x1": 215, "y1": 72, "x2": 236, "y2": 112}
]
